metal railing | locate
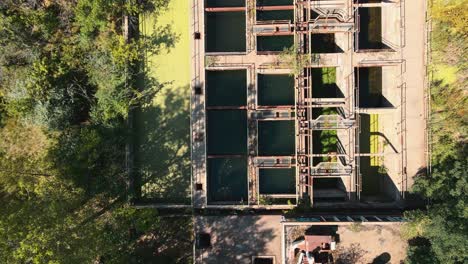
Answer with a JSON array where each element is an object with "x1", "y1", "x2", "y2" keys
[
  {"x1": 253, "y1": 156, "x2": 294, "y2": 167},
  {"x1": 310, "y1": 161, "x2": 353, "y2": 175},
  {"x1": 310, "y1": 114, "x2": 355, "y2": 129}
]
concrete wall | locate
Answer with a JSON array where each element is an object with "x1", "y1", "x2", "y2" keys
[{"x1": 381, "y1": 4, "x2": 401, "y2": 49}]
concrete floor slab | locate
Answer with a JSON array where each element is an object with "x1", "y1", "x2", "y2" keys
[{"x1": 195, "y1": 215, "x2": 283, "y2": 264}]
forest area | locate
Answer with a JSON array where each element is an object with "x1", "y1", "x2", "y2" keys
[
  {"x1": 403, "y1": 0, "x2": 467, "y2": 263},
  {"x1": 0, "y1": 0, "x2": 191, "y2": 263}
]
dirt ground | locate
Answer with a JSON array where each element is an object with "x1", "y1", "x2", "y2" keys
[
  {"x1": 195, "y1": 215, "x2": 283, "y2": 264},
  {"x1": 334, "y1": 224, "x2": 407, "y2": 264},
  {"x1": 286, "y1": 223, "x2": 407, "y2": 264}
]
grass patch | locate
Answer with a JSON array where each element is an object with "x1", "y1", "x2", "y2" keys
[
  {"x1": 313, "y1": 130, "x2": 338, "y2": 161},
  {"x1": 369, "y1": 114, "x2": 381, "y2": 166},
  {"x1": 433, "y1": 64, "x2": 458, "y2": 86},
  {"x1": 312, "y1": 107, "x2": 338, "y2": 119},
  {"x1": 312, "y1": 68, "x2": 343, "y2": 98},
  {"x1": 320, "y1": 130, "x2": 338, "y2": 153}
]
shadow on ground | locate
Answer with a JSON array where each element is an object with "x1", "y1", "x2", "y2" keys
[
  {"x1": 196, "y1": 216, "x2": 278, "y2": 264},
  {"x1": 335, "y1": 243, "x2": 368, "y2": 264},
  {"x1": 132, "y1": 84, "x2": 191, "y2": 204},
  {"x1": 132, "y1": 215, "x2": 193, "y2": 263}
]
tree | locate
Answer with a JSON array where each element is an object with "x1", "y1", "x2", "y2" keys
[
  {"x1": 0, "y1": 0, "x2": 191, "y2": 263},
  {"x1": 404, "y1": 1, "x2": 468, "y2": 262}
]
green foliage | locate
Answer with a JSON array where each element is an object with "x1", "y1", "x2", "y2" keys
[
  {"x1": 407, "y1": 151, "x2": 468, "y2": 263},
  {"x1": 405, "y1": 238, "x2": 439, "y2": 264},
  {"x1": 407, "y1": 121, "x2": 468, "y2": 264},
  {"x1": 0, "y1": 0, "x2": 190, "y2": 263},
  {"x1": 377, "y1": 165, "x2": 387, "y2": 174},
  {"x1": 321, "y1": 130, "x2": 338, "y2": 153},
  {"x1": 0, "y1": 119, "x2": 53, "y2": 196},
  {"x1": 413, "y1": 153, "x2": 467, "y2": 205},
  {"x1": 321, "y1": 67, "x2": 336, "y2": 84},
  {"x1": 50, "y1": 125, "x2": 127, "y2": 196},
  {"x1": 258, "y1": 195, "x2": 273, "y2": 205},
  {"x1": 349, "y1": 222, "x2": 363, "y2": 233},
  {"x1": 402, "y1": 211, "x2": 430, "y2": 240},
  {"x1": 405, "y1": 0, "x2": 468, "y2": 262},
  {"x1": 75, "y1": 0, "x2": 118, "y2": 39},
  {"x1": 278, "y1": 45, "x2": 312, "y2": 76}
]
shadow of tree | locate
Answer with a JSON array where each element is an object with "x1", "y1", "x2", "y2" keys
[
  {"x1": 334, "y1": 243, "x2": 368, "y2": 264},
  {"x1": 142, "y1": 24, "x2": 180, "y2": 56},
  {"x1": 359, "y1": 156, "x2": 400, "y2": 202},
  {"x1": 371, "y1": 252, "x2": 391, "y2": 264},
  {"x1": 132, "y1": 84, "x2": 190, "y2": 204},
  {"x1": 131, "y1": 215, "x2": 193, "y2": 264},
  {"x1": 195, "y1": 215, "x2": 277, "y2": 264}
]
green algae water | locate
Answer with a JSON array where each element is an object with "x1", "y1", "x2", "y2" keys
[
  {"x1": 259, "y1": 168, "x2": 296, "y2": 194},
  {"x1": 208, "y1": 157, "x2": 248, "y2": 203},
  {"x1": 258, "y1": 74, "x2": 294, "y2": 106}
]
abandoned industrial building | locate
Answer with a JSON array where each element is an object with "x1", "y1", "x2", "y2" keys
[
  {"x1": 187, "y1": 0, "x2": 428, "y2": 263},
  {"x1": 191, "y1": 0, "x2": 426, "y2": 209}
]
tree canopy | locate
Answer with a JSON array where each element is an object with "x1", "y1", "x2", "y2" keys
[{"x1": 0, "y1": 0, "x2": 191, "y2": 263}]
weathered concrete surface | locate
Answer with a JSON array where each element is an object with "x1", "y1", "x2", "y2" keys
[
  {"x1": 191, "y1": 0, "x2": 206, "y2": 208},
  {"x1": 401, "y1": 0, "x2": 427, "y2": 188},
  {"x1": 195, "y1": 215, "x2": 283, "y2": 264}
]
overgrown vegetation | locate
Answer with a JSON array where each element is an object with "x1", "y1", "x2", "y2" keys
[
  {"x1": 278, "y1": 45, "x2": 315, "y2": 76},
  {"x1": 0, "y1": 0, "x2": 191, "y2": 263},
  {"x1": 403, "y1": 0, "x2": 467, "y2": 263}
]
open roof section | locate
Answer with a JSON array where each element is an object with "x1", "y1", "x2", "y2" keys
[
  {"x1": 257, "y1": 35, "x2": 293, "y2": 52},
  {"x1": 356, "y1": 67, "x2": 393, "y2": 108},
  {"x1": 208, "y1": 157, "x2": 248, "y2": 203},
  {"x1": 259, "y1": 168, "x2": 296, "y2": 195},
  {"x1": 207, "y1": 110, "x2": 247, "y2": 155},
  {"x1": 311, "y1": 67, "x2": 344, "y2": 98},
  {"x1": 206, "y1": 0, "x2": 245, "y2": 7},
  {"x1": 206, "y1": 12, "x2": 246, "y2": 52},
  {"x1": 257, "y1": 10, "x2": 294, "y2": 21},
  {"x1": 310, "y1": 34, "x2": 343, "y2": 53},
  {"x1": 257, "y1": 74, "x2": 294, "y2": 106},
  {"x1": 258, "y1": 120, "x2": 295, "y2": 156},
  {"x1": 206, "y1": 70, "x2": 247, "y2": 107},
  {"x1": 357, "y1": 7, "x2": 391, "y2": 50},
  {"x1": 256, "y1": 0, "x2": 293, "y2": 6}
]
